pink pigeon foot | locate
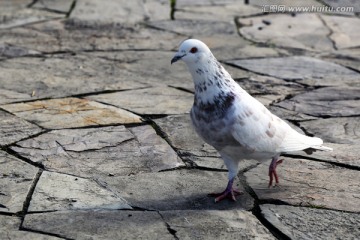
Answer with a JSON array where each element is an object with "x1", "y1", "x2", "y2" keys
[
  {"x1": 268, "y1": 157, "x2": 284, "y2": 187},
  {"x1": 208, "y1": 179, "x2": 243, "y2": 202}
]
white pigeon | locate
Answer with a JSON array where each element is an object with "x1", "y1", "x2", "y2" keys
[{"x1": 171, "y1": 39, "x2": 333, "y2": 202}]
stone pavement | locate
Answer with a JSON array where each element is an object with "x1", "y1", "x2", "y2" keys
[{"x1": 0, "y1": 0, "x2": 359, "y2": 239}]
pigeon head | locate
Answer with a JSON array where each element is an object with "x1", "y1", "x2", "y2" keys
[{"x1": 171, "y1": 39, "x2": 212, "y2": 66}]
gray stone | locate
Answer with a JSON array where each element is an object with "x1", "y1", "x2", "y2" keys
[
  {"x1": 29, "y1": 171, "x2": 131, "y2": 212},
  {"x1": 227, "y1": 56, "x2": 359, "y2": 84},
  {"x1": 70, "y1": 0, "x2": 147, "y2": 23},
  {"x1": 322, "y1": 0, "x2": 360, "y2": 13},
  {"x1": 0, "y1": 43, "x2": 40, "y2": 58},
  {"x1": 248, "y1": 0, "x2": 323, "y2": 10},
  {"x1": 276, "y1": 87, "x2": 360, "y2": 117},
  {"x1": 0, "y1": 150, "x2": 39, "y2": 213},
  {"x1": 23, "y1": 210, "x2": 173, "y2": 240},
  {"x1": 161, "y1": 210, "x2": 275, "y2": 239},
  {"x1": 321, "y1": 15, "x2": 360, "y2": 49},
  {"x1": 32, "y1": 0, "x2": 75, "y2": 13},
  {"x1": 261, "y1": 204, "x2": 360, "y2": 240},
  {"x1": 1, "y1": 97, "x2": 142, "y2": 129},
  {"x1": 11, "y1": 125, "x2": 184, "y2": 178},
  {"x1": 0, "y1": 110, "x2": 43, "y2": 146},
  {"x1": 245, "y1": 158, "x2": 360, "y2": 212},
  {"x1": 154, "y1": 114, "x2": 258, "y2": 170},
  {"x1": 0, "y1": 215, "x2": 61, "y2": 240},
  {"x1": 88, "y1": 87, "x2": 193, "y2": 115},
  {"x1": 105, "y1": 169, "x2": 254, "y2": 211},
  {"x1": 237, "y1": 13, "x2": 333, "y2": 51}
]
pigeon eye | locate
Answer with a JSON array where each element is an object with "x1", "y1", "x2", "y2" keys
[{"x1": 190, "y1": 47, "x2": 198, "y2": 53}]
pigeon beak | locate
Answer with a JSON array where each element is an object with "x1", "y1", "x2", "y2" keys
[{"x1": 171, "y1": 54, "x2": 185, "y2": 64}]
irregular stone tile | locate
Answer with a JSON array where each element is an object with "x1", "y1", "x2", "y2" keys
[
  {"x1": 161, "y1": 210, "x2": 275, "y2": 239},
  {"x1": 0, "y1": 55, "x2": 150, "y2": 100},
  {"x1": 0, "y1": 110, "x2": 43, "y2": 146},
  {"x1": 276, "y1": 87, "x2": 360, "y2": 117},
  {"x1": 227, "y1": 56, "x2": 359, "y2": 85},
  {"x1": 237, "y1": 13, "x2": 333, "y2": 51},
  {"x1": 0, "y1": 88, "x2": 34, "y2": 104},
  {"x1": 261, "y1": 204, "x2": 360, "y2": 239},
  {"x1": 154, "y1": 114, "x2": 258, "y2": 170},
  {"x1": 0, "y1": 215, "x2": 61, "y2": 240},
  {"x1": 12, "y1": 125, "x2": 184, "y2": 177},
  {"x1": 322, "y1": 56, "x2": 360, "y2": 73},
  {"x1": 29, "y1": 171, "x2": 131, "y2": 212},
  {"x1": 1, "y1": 98, "x2": 142, "y2": 129},
  {"x1": 322, "y1": 0, "x2": 360, "y2": 13},
  {"x1": 245, "y1": 158, "x2": 360, "y2": 212},
  {"x1": 0, "y1": 43, "x2": 40, "y2": 58},
  {"x1": 0, "y1": 150, "x2": 39, "y2": 213},
  {"x1": 106, "y1": 169, "x2": 254, "y2": 211},
  {"x1": 70, "y1": 0, "x2": 147, "y2": 23},
  {"x1": 88, "y1": 87, "x2": 193, "y2": 115},
  {"x1": 23, "y1": 210, "x2": 173, "y2": 240},
  {"x1": 321, "y1": 15, "x2": 360, "y2": 49},
  {"x1": 32, "y1": 0, "x2": 74, "y2": 13}
]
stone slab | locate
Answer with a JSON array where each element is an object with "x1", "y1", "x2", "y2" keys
[
  {"x1": 0, "y1": 43, "x2": 40, "y2": 58},
  {"x1": 105, "y1": 169, "x2": 254, "y2": 211},
  {"x1": 23, "y1": 210, "x2": 172, "y2": 240},
  {"x1": 322, "y1": 0, "x2": 360, "y2": 13},
  {"x1": 161, "y1": 210, "x2": 275, "y2": 239},
  {"x1": 0, "y1": 150, "x2": 39, "y2": 213},
  {"x1": 1, "y1": 97, "x2": 142, "y2": 129},
  {"x1": 88, "y1": 87, "x2": 193, "y2": 115},
  {"x1": 261, "y1": 204, "x2": 360, "y2": 239},
  {"x1": 227, "y1": 56, "x2": 359, "y2": 84},
  {"x1": 32, "y1": 0, "x2": 74, "y2": 13},
  {"x1": 29, "y1": 171, "x2": 131, "y2": 212},
  {"x1": 0, "y1": 110, "x2": 43, "y2": 146},
  {"x1": 245, "y1": 158, "x2": 360, "y2": 212},
  {"x1": 0, "y1": 215, "x2": 61, "y2": 240},
  {"x1": 237, "y1": 13, "x2": 333, "y2": 51},
  {"x1": 11, "y1": 125, "x2": 184, "y2": 178},
  {"x1": 276, "y1": 87, "x2": 360, "y2": 117}
]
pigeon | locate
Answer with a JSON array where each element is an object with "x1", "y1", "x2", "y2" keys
[{"x1": 171, "y1": 39, "x2": 333, "y2": 203}]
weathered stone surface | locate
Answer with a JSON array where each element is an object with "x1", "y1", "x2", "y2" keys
[
  {"x1": 1, "y1": 98, "x2": 142, "y2": 129},
  {"x1": 322, "y1": 0, "x2": 360, "y2": 13},
  {"x1": 0, "y1": 43, "x2": 40, "y2": 58},
  {"x1": 322, "y1": 15, "x2": 360, "y2": 49},
  {"x1": 32, "y1": 0, "x2": 74, "y2": 13},
  {"x1": 0, "y1": 150, "x2": 39, "y2": 213},
  {"x1": 276, "y1": 87, "x2": 360, "y2": 117},
  {"x1": 227, "y1": 56, "x2": 359, "y2": 84},
  {"x1": 237, "y1": 13, "x2": 333, "y2": 51},
  {"x1": 29, "y1": 171, "x2": 131, "y2": 212},
  {"x1": 107, "y1": 169, "x2": 254, "y2": 211},
  {"x1": 245, "y1": 158, "x2": 360, "y2": 212},
  {"x1": 88, "y1": 87, "x2": 193, "y2": 115},
  {"x1": 70, "y1": 0, "x2": 146, "y2": 23},
  {"x1": 12, "y1": 125, "x2": 184, "y2": 177},
  {"x1": 261, "y1": 204, "x2": 360, "y2": 239},
  {"x1": 0, "y1": 110, "x2": 43, "y2": 146},
  {"x1": 23, "y1": 210, "x2": 172, "y2": 240},
  {"x1": 161, "y1": 210, "x2": 275, "y2": 239},
  {"x1": 0, "y1": 55, "x2": 150, "y2": 101},
  {"x1": 154, "y1": 114, "x2": 258, "y2": 170},
  {"x1": 0, "y1": 215, "x2": 61, "y2": 240}
]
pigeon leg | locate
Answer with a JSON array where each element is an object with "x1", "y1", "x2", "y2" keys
[
  {"x1": 208, "y1": 178, "x2": 243, "y2": 203},
  {"x1": 268, "y1": 156, "x2": 284, "y2": 187}
]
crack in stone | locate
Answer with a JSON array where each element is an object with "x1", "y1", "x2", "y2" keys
[
  {"x1": 157, "y1": 211, "x2": 179, "y2": 240},
  {"x1": 317, "y1": 14, "x2": 338, "y2": 51}
]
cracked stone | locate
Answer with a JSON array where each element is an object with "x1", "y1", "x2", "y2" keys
[
  {"x1": 261, "y1": 204, "x2": 360, "y2": 239},
  {"x1": 276, "y1": 87, "x2": 360, "y2": 117},
  {"x1": 0, "y1": 43, "x2": 40, "y2": 58},
  {"x1": 29, "y1": 171, "x2": 131, "y2": 212},
  {"x1": 32, "y1": 0, "x2": 75, "y2": 13},
  {"x1": 321, "y1": 15, "x2": 360, "y2": 49},
  {"x1": 227, "y1": 56, "x2": 359, "y2": 85},
  {"x1": 245, "y1": 158, "x2": 360, "y2": 212},
  {"x1": 105, "y1": 169, "x2": 254, "y2": 211},
  {"x1": 0, "y1": 55, "x2": 150, "y2": 101},
  {"x1": 0, "y1": 215, "x2": 61, "y2": 240},
  {"x1": 0, "y1": 150, "x2": 39, "y2": 213},
  {"x1": 154, "y1": 114, "x2": 258, "y2": 170},
  {"x1": 88, "y1": 87, "x2": 193, "y2": 115},
  {"x1": 23, "y1": 210, "x2": 173, "y2": 240},
  {"x1": 11, "y1": 125, "x2": 184, "y2": 178},
  {"x1": 1, "y1": 97, "x2": 142, "y2": 129},
  {"x1": 161, "y1": 209, "x2": 275, "y2": 239},
  {"x1": 237, "y1": 13, "x2": 333, "y2": 51},
  {"x1": 0, "y1": 110, "x2": 43, "y2": 146}
]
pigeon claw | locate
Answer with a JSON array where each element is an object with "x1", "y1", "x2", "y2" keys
[
  {"x1": 268, "y1": 158, "x2": 283, "y2": 188},
  {"x1": 208, "y1": 188, "x2": 243, "y2": 203}
]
